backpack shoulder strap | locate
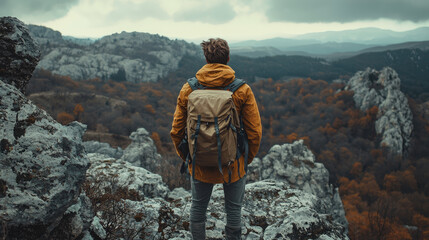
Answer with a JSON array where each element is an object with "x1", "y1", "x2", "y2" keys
[
  {"x1": 187, "y1": 77, "x2": 205, "y2": 91},
  {"x1": 224, "y1": 78, "x2": 246, "y2": 92}
]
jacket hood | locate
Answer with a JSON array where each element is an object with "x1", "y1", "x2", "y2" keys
[{"x1": 195, "y1": 64, "x2": 235, "y2": 88}]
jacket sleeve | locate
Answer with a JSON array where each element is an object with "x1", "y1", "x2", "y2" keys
[
  {"x1": 241, "y1": 85, "x2": 262, "y2": 164},
  {"x1": 170, "y1": 83, "x2": 190, "y2": 161}
]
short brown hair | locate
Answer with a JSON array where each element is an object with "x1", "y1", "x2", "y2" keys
[{"x1": 200, "y1": 38, "x2": 229, "y2": 64}]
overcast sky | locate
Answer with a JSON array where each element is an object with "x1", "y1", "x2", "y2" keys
[{"x1": 2, "y1": 0, "x2": 429, "y2": 42}]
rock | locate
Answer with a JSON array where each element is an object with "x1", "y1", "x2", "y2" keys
[
  {"x1": 0, "y1": 17, "x2": 90, "y2": 239},
  {"x1": 83, "y1": 140, "x2": 123, "y2": 159},
  {"x1": 249, "y1": 140, "x2": 349, "y2": 232},
  {"x1": 0, "y1": 81, "x2": 90, "y2": 239},
  {"x1": 86, "y1": 153, "x2": 168, "y2": 200},
  {"x1": 345, "y1": 67, "x2": 413, "y2": 155},
  {"x1": 90, "y1": 216, "x2": 106, "y2": 239},
  {"x1": 121, "y1": 128, "x2": 161, "y2": 173},
  {"x1": 28, "y1": 26, "x2": 201, "y2": 82},
  {"x1": 49, "y1": 193, "x2": 94, "y2": 239},
  {"x1": 83, "y1": 153, "x2": 170, "y2": 239},
  {"x1": 0, "y1": 17, "x2": 40, "y2": 93},
  {"x1": 150, "y1": 179, "x2": 348, "y2": 240}
]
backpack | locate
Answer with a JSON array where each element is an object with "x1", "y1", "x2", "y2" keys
[{"x1": 183, "y1": 77, "x2": 249, "y2": 182}]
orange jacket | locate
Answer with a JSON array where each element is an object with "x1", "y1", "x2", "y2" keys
[{"x1": 170, "y1": 63, "x2": 262, "y2": 184}]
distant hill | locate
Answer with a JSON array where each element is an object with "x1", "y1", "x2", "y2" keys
[
  {"x1": 295, "y1": 27, "x2": 429, "y2": 45},
  {"x1": 28, "y1": 24, "x2": 201, "y2": 82},
  {"x1": 231, "y1": 27, "x2": 429, "y2": 58},
  {"x1": 27, "y1": 24, "x2": 429, "y2": 101}
]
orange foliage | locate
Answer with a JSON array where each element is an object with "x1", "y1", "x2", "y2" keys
[
  {"x1": 318, "y1": 123, "x2": 337, "y2": 136},
  {"x1": 332, "y1": 117, "x2": 344, "y2": 129},
  {"x1": 286, "y1": 132, "x2": 298, "y2": 143},
  {"x1": 57, "y1": 112, "x2": 74, "y2": 125},
  {"x1": 144, "y1": 104, "x2": 156, "y2": 115},
  {"x1": 413, "y1": 213, "x2": 429, "y2": 239},
  {"x1": 350, "y1": 162, "x2": 363, "y2": 178},
  {"x1": 73, "y1": 103, "x2": 84, "y2": 121},
  {"x1": 151, "y1": 132, "x2": 162, "y2": 151}
]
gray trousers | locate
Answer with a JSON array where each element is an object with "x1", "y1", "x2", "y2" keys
[{"x1": 190, "y1": 176, "x2": 246, "y2": 240}]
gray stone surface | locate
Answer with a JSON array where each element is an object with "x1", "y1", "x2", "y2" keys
[
  {"x1": 345, "y1": 67, "x2": 413, "y2": 155},
  {"x1": 0, "y1": 17, "x2": 40, "y2": 93},
  {"x1": 121, "y1": 128, "x2": 161, "y2": 173},
  {"x1": 86, "y1": 153, "x2": 169, "y2": 200},
  {"x1": 28, "y1": 25, "x2": 201, "y2": 82},
  {"x1": 0, "y1": 17, "x2": 90, "y2": 239},
  {"x1": 85, "y1": 140, "x2": 348, "y2": 240},
  {"x1": 249, "y1": 140, "x2": 349, "y2": 233},
  {"x1": 83, "y1": 140, "x2": 123, "y2": 159},
  {"x1": 0, "y1": 81, "x2": 89, "y2": 239}
]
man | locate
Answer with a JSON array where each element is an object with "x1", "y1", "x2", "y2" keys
[{"x1": 170, "y1": 38, "x2": 262, "y2": 240}]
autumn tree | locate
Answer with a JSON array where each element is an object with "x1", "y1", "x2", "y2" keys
[
  {"x1": 57, "y1": 112, "x2": 74, "y2": 125},
  {"x1": 73, "y1": 103, "x2": 84, "y2": 121}
]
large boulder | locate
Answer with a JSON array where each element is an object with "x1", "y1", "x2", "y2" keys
[
  {"x1": 0, "y1": 16, "x2": 90, "y2": 239},
  {"x1": 345, "y1": 67, "x2": 413, "y2": 155},
  {"x1": 0, "y1": 17, "x2": 40, "y2": 93},
  {"x1": 0, "y1": 81, "x2": 89, "y2": 239},
  {"x1": 82, "y1": 153, "x2": 169, "y2": 239},
  {"x1": 121, "y1": 128, "x2": 161, "y2": 173}
]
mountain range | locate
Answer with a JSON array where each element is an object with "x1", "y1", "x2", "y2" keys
[
  {"x1": 230, "y1": 27, "x2": 429, "y2": 58},
  {"x1": 27, "y1": 24, "x2": 429, "y2": 101}
]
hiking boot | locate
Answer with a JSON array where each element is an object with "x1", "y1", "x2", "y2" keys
[
  {"x1": 190, "y1": 221, "x2": 206, "y2": 240},
  {"x1": 225, "y1": 225, "x2": 241, "y2": 240}
]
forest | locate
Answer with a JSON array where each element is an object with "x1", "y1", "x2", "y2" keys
[{"x1": 26, "y1": 67, "x2": 429, "y2": 240}]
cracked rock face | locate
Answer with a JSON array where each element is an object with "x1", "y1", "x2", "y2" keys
[
  {"x1": 0, "y1": 81, "x2": 89, "y2": 239},
  {"x1": 0, "y1": 17, "x2": 89, "y2": 239},
  {"x1": 0, "y1": 17, "x2": 40, "y2": 93},
  {"x1": 345, "y1": 67, "x2": 413, "y2": 155}
]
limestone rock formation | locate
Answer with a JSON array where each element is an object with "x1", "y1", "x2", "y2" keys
[
  {"x1": 0, "y1": 80, "x2": 90, "y2": 239},
  {"x1": 83, "y1": 153, "x2": 170, "y2": 239},
  {"x1": 0, "y1": 17, "x2": 40, "y2": 93},
  {"x1": 28, "y1": 25, "x2": 201, "y2": 82},
  {"x1": 83, "y1": 140, "x2": 124, "y2": 159},
  {"x1": 86, "y1": 153, "x2": 169, "y2": 200},
  {"x1": 84, "y1": 140, "x2": 348, "y2": 240},
  {"x1": 0, "y1": 17, "x2": 90, "y2": 239},
  {"x1": 249, "y1": 140, "x2": 349, "y2": 233},
  {"x1": 345, "y1": 67, "x2": 413, "y2": 155},
  {"x1": 121, "y1": 128, "x2": 161, "y2": 173}
]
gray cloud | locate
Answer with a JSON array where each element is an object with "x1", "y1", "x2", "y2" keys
[
  {"x1": 0, "y1": 0, "x2": 79, "y2": 22},
  {"x1": 108, "y1": 0, "x2": 169, "y2": 22},
  {"x1": 173, "y1": 1, "x2": 236, "y2": 24},
  {"x1": 265, "y1": 0, "x2": 429, "y2": 23}
]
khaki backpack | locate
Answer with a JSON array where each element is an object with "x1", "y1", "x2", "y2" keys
[{"x1": 185, "y1": 77, "x2": 248, "y2": 182}]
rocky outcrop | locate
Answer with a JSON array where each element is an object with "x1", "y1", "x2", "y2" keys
[
  {"x1": 249, "y1": 140, "x2": 349, "y2": 234},
  {"x1": 0, "y1": 17, "x2": 40, "y2": 93},
  {"x1": 121, "y1": 128, "x2": 161, "y2": 173},
  {"x1": 345, "y1": 67, "x2": 413, "y2": 155},
  {"x1": 83, "y1": 140, "x2": 349, "y2": 240},
  {"x1": 83, "y1": 153, "x2": 169, "y2": 239},
  {"x1": 83, "y1": 140, "x2": 123, "y2": 159},
  {"x1": 86, "y1": 153, "x2": 169, "y2": 200},
  {"x1": 28, "y1": 25, "x2": 201, "y2": 82},
  {"x1": 0, "y1": 80, "x2": 90, "y2": 239},
  {"x1": 0, "y1": 17, "x2": 90, "y2": 239}
]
